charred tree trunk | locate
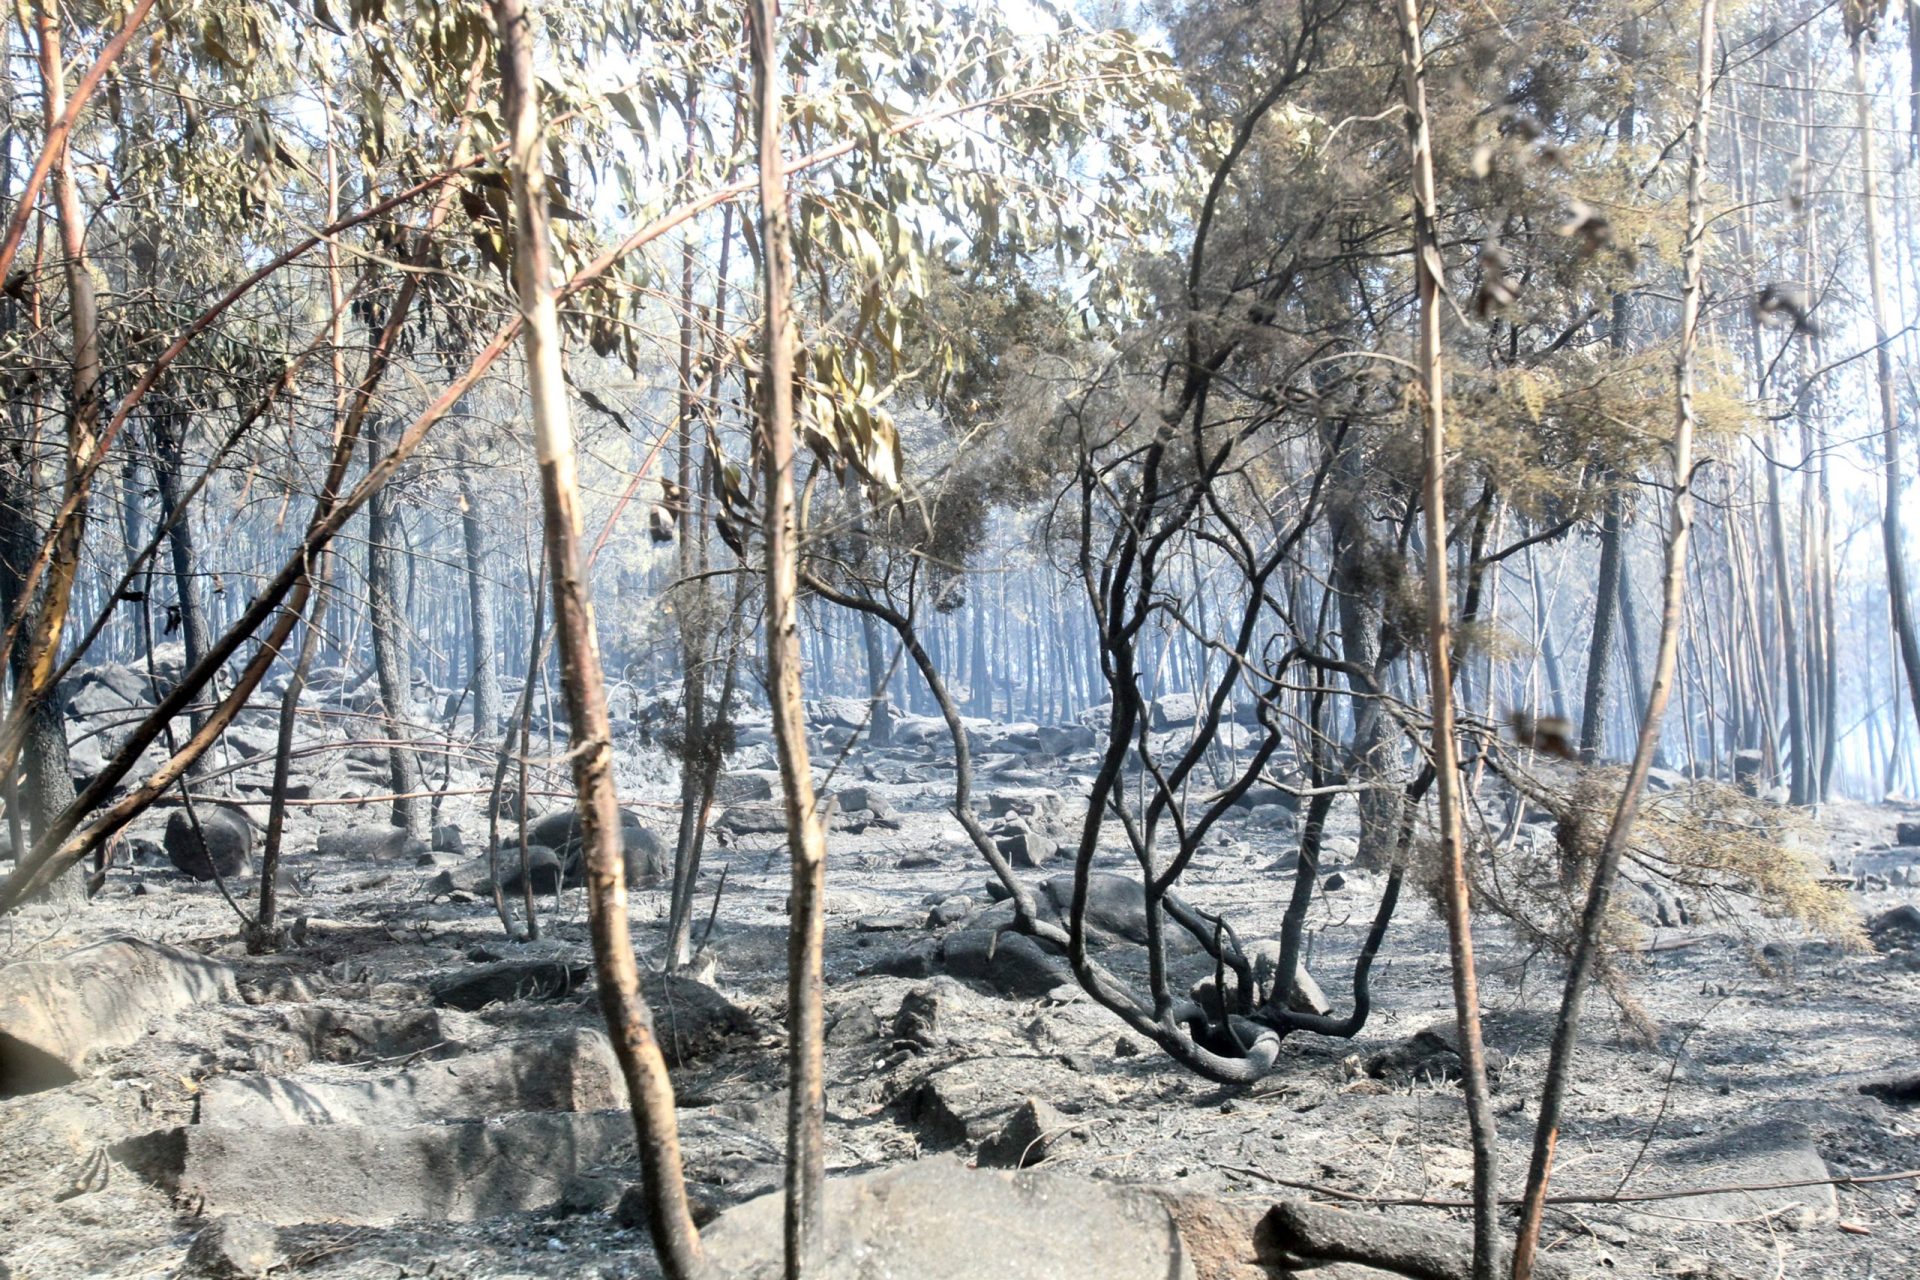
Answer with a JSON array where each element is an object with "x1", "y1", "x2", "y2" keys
[
  {"x1": 460, "y1": 454, "x2": 503, "y2": 739},
  {"x1": 491, "y1": 0, "x2": 703, "y2": 1274},
  {"x1": 749, "y1": 0, "x2": 829, "y2": 1267},
  {"x1": 1512, "y1": 2, "x2": 1715, "y2": 1270},
  {"x1": 1854, "y1": 30, "x2": 1920, "y2": 747},
  {"x1": 365, "y1": 416, "x2": 428, "y2": 839},
  {"x1": 1393, "y1": 4, "x2": 1499, "y2": 1274}
]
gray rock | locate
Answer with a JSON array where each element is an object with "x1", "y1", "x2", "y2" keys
[
  {"x1": 1644, "y1": 1120, "x2": 1837, "y2": 1229},
  {"x1": 0, "y1": 936, "x2": 235, "y2": 1096},
  {"x1": 925, "y1": 896, "x2": 972, "y2": 928},
  {"x1": 495, "y1": 845, "x2": 564, "y2": 895},
  {"x1": 198, "y1": 1029, "x2": 626, "y2": 1126},
  {"x1": 715, "y1": 771, "x2": 777, "y2": 803},
  {"x1": 430, "y1": 823, "x2": 465, "y2": 854},
  {"x1": 977, "y1": 1098, "x2": 1083, "y2": 1168},
  {"x1": 1259, "y1": 1200, "x2": 1567, "y2": 1280},
  {"x1": 644, "y1": 973, "x2": 757, "y2": 1067},
  {"x1": 165, "y1": 805, "x2": 255, "y2": 881},
  {"x1": 314, "y1": 825, "x2": 426, "y2": 861},
  {"x1": 999, "y1": 831, "x2": 1058, "y2": 869},
  {"x1": 281, "y1": 1006, "x2": 449, "y2": 1064},
  {"x1": 699, "y1": 1157, "x2": 1196, "y2": 1280},
  {"x1": 117, "y1": 1110, "x2": 635, "y2": 1226},
  {"x1": 181, "y1": 1217, "x2": 282, "y2": 1278},
  {"x1": 429, "y1": 959, "x2": 590, "y2": 1010},
  {"x1": 893, "y1": 985, "x2": 944, "y2": 1050},
  {"x1": 939, "y1": 930, "x2": 1069, "y2": 999}
]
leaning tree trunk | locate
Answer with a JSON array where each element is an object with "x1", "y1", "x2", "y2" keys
[
  {"x1": 365, "y1": 415, "x2": 429, "y2": 840},
  {"x1": 1393, "y1": 4, "x2": 1500, "y2": 1275},
  {"x1": 1511, "y1": 2, "x2": 1716, "y2": 1272},
  {"x1": 490, "y1": 0, "x2": 703, "y2": 1275}
]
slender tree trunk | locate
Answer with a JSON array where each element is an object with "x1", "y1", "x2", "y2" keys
[
  {"x1": 1393, "y1": 5, "x2": 1499, "y2": 1275},
  {"x1": 1512, "y1": 3, "x2": 1715, "y2": 1270},
  {"x1": 460, "y1": 454, "x2": 503, "y2": 739},
  {"x1": 365, "y1": 416, "x2": 428, "y2": 839},
  {"x1": 490, "y1": 1, "x2": 703, "y2": 1275},
  {"x1": 748, "y1": 1, "x2": 828, "y2": 1269},
  {"x1": 152, "y1": 410, "x2": 212, "y2": 707},
  {"x1": 1854, "y1": 36, "x2": 1920, "y2": 743}
]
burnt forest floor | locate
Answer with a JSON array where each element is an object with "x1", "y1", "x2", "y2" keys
[{"x1": 2, "y1": 722, "x2": 1917, "y2": 1280}]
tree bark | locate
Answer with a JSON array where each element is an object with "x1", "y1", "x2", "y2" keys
[
  {"x1": 365, "y1": 416, "x2": 429, "y2": 839},
  {"x1": 1854, "y1": 34, "x2": 1920, "y2": 747},
  {"x1": 1512, "y1": 3, "x2": 1716, "y2": 1271},
  {"x1": 459, "y1": 454, "x2": 503, "y2": 738},
  {"x1": 748, "y1": 0, "x2": 828, "y2": 1269},
  {"x1": 1393, "y1": 4, "x2": 1499, "y2": 1274},
  {"x1": 491, "y1": 0, "x2": 703, "y2": 1275}
]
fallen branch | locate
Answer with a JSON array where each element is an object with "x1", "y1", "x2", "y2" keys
[{"x1": 1216, "y1": 1162, "x2": 1920, "y2": 1207}]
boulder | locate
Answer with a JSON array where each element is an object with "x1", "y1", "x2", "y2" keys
[
  {"x1": 644, "y1": 972, "x2": 757, "y2": 1067},
  {"x1": 977, "y1": 1098, "x2": 1084, "y2": 1169},
  {"x1": 699, "y1": 1158, "x2": 1197, "y2": 1280},
  {"x1": 938, "y1": 930, "x2": 1070, "y2": 999},
  {"x1": 495, "y1": 845, "x2": 564, "y2": 895},
  {"x1": 118, "y1": 1110, "x2": 635, "y2": 1226},
  {"x1": 0, "y1": 936, "x2": 236, "y2": 1096},
  {"x1": 430, "y1": 823, "x2": 465, "y2": 855},
  {"x1": 519, "y1": 807, "x2": 667, "y2": 887},
  {"x1": 1259, "y1": 1200, "x2": 1568, "y2": 1280},
  {"x1": 1364, "y1": 1025, "x2": 1507, "y2": 1084},
  {"x1": 165, "y1": 805, "x2": 255, "y2": 880},
  {"x1": 716, "y1": 771, "x2": 777, "y2": 803},
  {"x1": 279, "y1": 1006, "x2": 450, "y2": 1064},
  {"x1": 1896, "y1": 821, "x2": 1920, "y2": 848},
  {"x1": 429, "y1": 959, "x2": 591, "y2": 1010},
  {"x1": 999, "y1": 831, "x2": 1058, "y2": 870},
  {"x1": 1643, "y1": 1120, "x2": 1837, "y2": 1230},
  {"x1": 198, "y1": 1029, "x2": 626, "y2": 1126},
  {"x1": 313, "y1": 825, "x2": 426, "y2": 861},
  {"x1": 181, "y1": 1217, "x2": 282, "y2": 1279}
]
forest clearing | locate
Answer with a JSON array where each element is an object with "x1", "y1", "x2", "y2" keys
[{"x1": 2, "y1": 0, "x2": 1919, "y2": 1277}]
